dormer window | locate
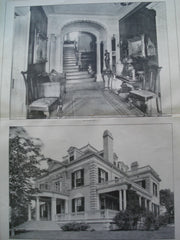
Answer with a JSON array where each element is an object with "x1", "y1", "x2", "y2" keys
[{"x1": 69, "y1": 154, "x2": 74, "y2": 162}]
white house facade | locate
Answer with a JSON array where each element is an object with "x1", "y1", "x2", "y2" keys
[{"x1": 28, "y1": 130, "x2": 161, "y2": 229}]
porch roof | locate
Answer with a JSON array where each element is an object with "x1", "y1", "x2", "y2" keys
[{"x1": 97, "y1": 177, "x2": 152, "y2": 199}]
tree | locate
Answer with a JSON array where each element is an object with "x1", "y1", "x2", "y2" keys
[
  {"x1": 160, "y1": 189, "x2": 174, "y2": 223},
  {"x1": 9, "y1": 127, "x2": 46, "y2": 230}
]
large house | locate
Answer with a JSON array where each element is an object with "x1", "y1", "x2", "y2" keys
[
  {"x1": 29, "y1": 130, "x2": 161, "y2": 229},
  {"x1": 8, "y1": 1, "x2": 174, "y2": 118}
]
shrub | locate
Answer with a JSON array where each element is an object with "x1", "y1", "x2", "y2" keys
[
  {"x1": 158, "y1": 214, "x2": 169, "y2": 226},
  {"x1": 114, "y1": 210, "x2": 160, "y2": 231},
  {"x1": 61, "y1": 222, "x2": 90, "y2": 231},
  {"x1": 113, "y1": 210, "x2": 139, "y2": 230},
  {"x1": 143, "y1": 212, "x2": 159, "y2": 230}
]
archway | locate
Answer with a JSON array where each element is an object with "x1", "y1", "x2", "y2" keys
[
  {"x1": 63, "y1": 31, "x2": 97, "y2": 74},
  {"x1": 59, "y1": 20, "x2": 107, "y2": 81}
]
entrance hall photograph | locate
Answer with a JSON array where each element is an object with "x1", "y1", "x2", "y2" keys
[
  {"x1": 9, "y1": 124, "x2": 175, "y2": 239},
  {"x1": 9, "y1": 1, "x2": 174, "y2": 119}
]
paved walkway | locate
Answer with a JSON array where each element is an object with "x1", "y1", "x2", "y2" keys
[{"x1": 12, "y1": 225, "x2": 174, "y2": 240}]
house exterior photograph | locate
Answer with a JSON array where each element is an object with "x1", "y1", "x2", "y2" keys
[
  {"x1": 32, "y1": 130, "x2": 161, "y2": 227},
  {"x1": 9, "y1": 123, "x2": 174, "y2": 238},
  {"x1": 5, "y1": 1, "x2": 177, "y2": 119}
]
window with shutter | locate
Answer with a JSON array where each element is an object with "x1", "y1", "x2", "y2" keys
[
  {"x1": 72, "y1": 197, "x2": 85, "y2": 212},
  {"x1": 98, "y1": 168, "x2": 108, "y2": 183},
  {"x1": 72, "y1": 172, "x2": 75, "y2": 188},
  {"x1": 72, "y1": 169, "x2": 84, "y2": 188},
  {"x1": 72, "y1": 199, "x2": 75, "y2": 212}
]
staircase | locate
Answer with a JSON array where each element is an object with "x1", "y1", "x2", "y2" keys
[{"x1": 63, "y1": 44, "x2": 98, "y2": 91}]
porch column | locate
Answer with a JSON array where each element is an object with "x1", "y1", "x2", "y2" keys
[
  {"x1": 119, "y1": 190, "x2": 122, "y2": 211},
  {"x1": 65, "y1": 199, "x2": 68, "y2": 214},
  {"x1": 145, "y1": 199, "x2": 147, "y2": 209},
  {"x1": 96, "y1": 39, "x2": 103, "y2": 81},
  {"x1": 28, "y1": 203, "x2": 31, "y2": 221},
  {"x1": 139, "y1": 196, "x2": 142, "y2": 207},
  {"x1": 149, "y1": 201, "x2": 152, "y2": 211},
  {"x1": 47, "y1": 202, "x2": 51, "y2": 220},
  {"x1": 123, "y1": 189, "x2": 127, "y2": 210},
  {"x1": 51, "y1": 197, "x2": 56, "y2": 221},
  {"x1": 35, "y1": 196, "x2": 40, "y2": 221}
]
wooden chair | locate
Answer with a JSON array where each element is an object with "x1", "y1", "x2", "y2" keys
[
  {"x1": 128, "y1": 65, "x2": 162, "y2": 116},
  {"x1": 21, "y1": 71, "x2": 60, "y2": 118}
]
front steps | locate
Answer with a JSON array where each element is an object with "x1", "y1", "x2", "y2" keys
[{"x1": 15, "y1": 221, "x2": 61, "y2": 231}]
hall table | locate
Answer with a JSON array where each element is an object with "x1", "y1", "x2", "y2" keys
[{"x1": 116, "y1": 75, "x2": 142, "y2": 90}]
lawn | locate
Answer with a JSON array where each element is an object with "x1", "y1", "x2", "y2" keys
[{"x1": 11, "y1": 225, "x2": 175, "y2": 240}]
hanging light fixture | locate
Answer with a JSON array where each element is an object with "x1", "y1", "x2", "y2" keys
[
  {"x1": 120, "y1": 2, "x2": 133, "y2": 6},
  {"x1": 114, "y1": 2, "x2": 133, "y2": 7}
]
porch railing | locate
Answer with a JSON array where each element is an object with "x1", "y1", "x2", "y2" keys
[
  {"x1": 97, "y1": 177, "x2": 151, "y2": 197},
  {"x1": 38, "y1": 184, "x2": 69, "y2": 196},
  {"x1": 55, "y1": 209, "x2": 119, "y2": 221}
]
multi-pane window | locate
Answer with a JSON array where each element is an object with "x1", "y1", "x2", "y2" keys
[
  {"x1": 153, "y1": 182, "x2": 158, "y2": 196},
  {"x1": 72, "y1": 169, "x2": 84, "y2": 188},
  {"x1": 72, "y1": 197, "x2": 85, "y2": 212},
  {"x1": 54, "y1": 181, "x2": 61, "y2": 192},
  {"x1": 136, "y1": 180, "x2": 146, "y2": 189},
  {"x1": 69, "y1": 154, "x2": 74, "y2": 162},
  {"x1": 39, "y1": 183, "x2": 49, "y2": 190},
  {"x1": 98, "y1": 168, "x2": 108, "y2": 183}
]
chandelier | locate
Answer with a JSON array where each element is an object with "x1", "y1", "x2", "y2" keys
[
  {"x1": 121, "y1": 2, "x2": 133, "y2": 6},
  {"x1": 114, "y1": 2, "x2": 133, "y2": 7}
]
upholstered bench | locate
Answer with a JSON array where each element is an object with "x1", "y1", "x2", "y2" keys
[
  {"x1": 21, "y1": 71, "x2": 64, "y2": 118},
  {"x1": 29, "y1": 97, "x2": 58, "y2": 118}
]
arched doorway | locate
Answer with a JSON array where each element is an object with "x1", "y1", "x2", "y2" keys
[
  {"x1": 60, "y1": 20, "x2": 107, "y2": 81},
  {"x1": 63, "y1": 31, "x2": 97, "y2": 74}
]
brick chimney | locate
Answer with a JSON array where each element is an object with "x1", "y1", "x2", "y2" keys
[{"x1": 103, "y1": 130, "x2": 113, "y2": 163}]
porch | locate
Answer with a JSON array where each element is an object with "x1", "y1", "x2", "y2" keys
[{"x1": 55, "y1": 209, "x2": 119, "y2": 222}]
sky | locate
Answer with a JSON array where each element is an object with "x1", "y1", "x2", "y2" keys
[{"x1": 22, "y1": 124, "x2": 173, "y2": 191}]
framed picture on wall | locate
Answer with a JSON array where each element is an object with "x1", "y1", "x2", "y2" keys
[
  {"x1": 128, "y1": 34, "x2": 145, "y2": 58},
  {"x1": 33, "y1": 28, "x2": 48, "y2": 64}
]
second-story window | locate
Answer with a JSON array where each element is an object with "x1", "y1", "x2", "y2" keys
[
  {"x1": 153, "y1": 182, "x2": 158, "y2": 196},
  {"x1": 39, "y1": 182, "x2": 49, "y2": 190},
  {"x1": 98, "y1": 168, "x2": 108, "y2": 183},
  {"x1": 72, "y1": 169, "x2": 84, "y2": 188},
  {"x1": 136, "y1": 180, "x2": 146, "y2": 189},
  {"x1": 54, "y1": 181, "x2": 61, "y2": 192}
]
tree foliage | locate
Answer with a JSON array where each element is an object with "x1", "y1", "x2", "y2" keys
[
  {"x1": 9, "y1": 127, "x2": 46, "y2": 227},
  {"x1": 160, "y1": 189, "x2": 174, "y2": 222}
]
